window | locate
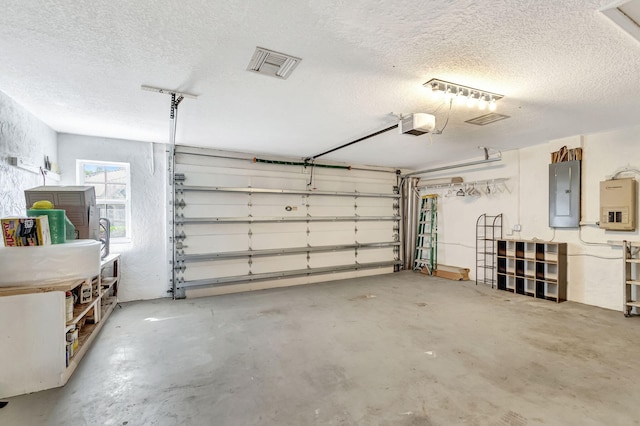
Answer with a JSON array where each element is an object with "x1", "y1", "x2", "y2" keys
[{"x1": 77, "y1": 160, "x2": 131, "y2": 241}]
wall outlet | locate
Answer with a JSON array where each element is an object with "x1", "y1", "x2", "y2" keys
[{"x1": 513, "y1": 224, "x2": 522, "y2": 232}]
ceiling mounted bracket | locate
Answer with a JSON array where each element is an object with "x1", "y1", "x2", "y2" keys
[{"x1": 141, "y1": 85, "x2": 197, "y2": 119}]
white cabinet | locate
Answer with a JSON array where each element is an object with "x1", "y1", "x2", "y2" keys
[{"x1": 0, "y1": 254, "x2": 120, "y2": 398}]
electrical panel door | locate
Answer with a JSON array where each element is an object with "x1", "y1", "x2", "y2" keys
[{"x1": 549, "y1": 161, "x2": 581, "y2": 228}]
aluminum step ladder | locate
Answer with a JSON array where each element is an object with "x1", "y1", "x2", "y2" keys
[{"x1": 414, "y1": 194, "x2": 438, "y2": 274}]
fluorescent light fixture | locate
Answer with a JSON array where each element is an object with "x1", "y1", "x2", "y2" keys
[{"x1": 424, "y1": 78, "x2": 504, "y2": 111}]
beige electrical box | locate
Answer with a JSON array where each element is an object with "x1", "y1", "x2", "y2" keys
[{"x1": 599, "y1": 178, "x2": 636, "y2": 231}]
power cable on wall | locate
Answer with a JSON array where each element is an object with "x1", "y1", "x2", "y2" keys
[
  {"x1": 567, "y1": 254, "x2": 621, "y2": 260},
  {"x1": 612, "y1": 166, "x2": 640, "y2": 179},
  {"x1": 432, "y1": 99, "x2": 453, "y2": 135},
  {"x1": 439, "y1": 241, "x2": 476, "y2": 250},
  {"x1": 578, "y1": 227, "x2": 610, "y2": 247}
]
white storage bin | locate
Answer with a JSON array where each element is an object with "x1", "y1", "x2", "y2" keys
[{"x1": 0, "y1": 240, "x2": 101, "y2": 286}]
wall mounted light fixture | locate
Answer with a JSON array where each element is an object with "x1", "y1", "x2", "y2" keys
[{"x1": 423, "y1": 78, "x2": 504, "y2": 111}]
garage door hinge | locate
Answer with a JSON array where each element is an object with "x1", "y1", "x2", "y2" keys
[
  {"x1": 176, "y1": 199, "x2": 186, "y2": 208},
  {"x1": 174, "y1": 173, "x2": 186, "y2": 183}
]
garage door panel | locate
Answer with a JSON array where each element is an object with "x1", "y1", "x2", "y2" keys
[
  {"x1": 311, "y1": 179, "x2": 358, "y2": 192},
  {"x1": 309, "y1": 229, "x2": 355, "y2": 246},
  {"x1": 251, "y1": 255, "x2": 307, "y2": 274},
  {"x1": 356, "y1": 197, "x2": 396, "y2": 207},
  {"x1": 182, "y1": 223, "x2": 249, "y2": 235},
  {"x1": 356, "y1": 229, "x2": 395, "y2": 244},
  {"x1": 308, "y1": 205, "x2": 355, "y2": 216},
  {"x1": 357, "y1": 248, "x2": 396, "y2": 263},
  {"x1": 312, "y1": 179, "x2": 392, "y2": 194},
  {"x1": 250, "y1": 193, "x2": 304, "y2": 205},
  {"x1": 356, "y1": 206, "x2": 394, "y2": 216},
  {"x1": 251, "y1": 231, "x2": 308, "y2": 250},
  {"x1": 183, "y1": 192, "x2": 248, "y2": 205},
  {"x1": 183, "y1": 204, "x2": 250, "y2": 218},
  {"x1": 356, "y1": 221, "x2": 395, "y2": 231},
  {"x1": 310, "y1": 197, "x2": 355, "y2": 207},
  {"x1": 249, "y1": 176, "x2": 307, "y2": 190},
  {"x1": 353, "y1": 182, "x2": 396, "y2": 193},
  {"x1": 183, "y1": 234, "x2": 249, "y2": 254},
  {"x1": 183, "y1": 259, "x2": 249, "y2": 281},
  {"x1": 308, "y1": 222, "x2": 355, "y2": 233},
  {"x1": 251, "y1": 205, "x2": 308, "y2": 217},
  {"x1": 309, "y1": 252, "x2": 356, "y2": 268},
  {"x1": 177, "y1": 171, "x2": 252, "y2": 187},
  {"x1": 250, "y1": 222, "x2": 307, "y2": 234}
]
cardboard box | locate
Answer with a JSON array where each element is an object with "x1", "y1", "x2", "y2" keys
[
  {"x1": 433, "y1": 264, "x2": 470, "y2": 281},
  {"x1": 1, "y1": 216, "x2": 51, "y2": 246}
]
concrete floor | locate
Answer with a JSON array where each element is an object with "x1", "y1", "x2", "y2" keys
[{"x1": 3, "y1": 271, "x2": 640, "y2": 425}]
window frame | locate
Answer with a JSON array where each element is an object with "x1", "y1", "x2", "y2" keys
[{"x1": 76, "y1": 159, "x2": 132, "y2": 242}]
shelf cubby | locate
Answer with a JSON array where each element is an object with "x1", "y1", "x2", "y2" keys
[
  {"x1": 524, "y1": 242, "x2": 536, "y2": 259},
  {"x1": 497, "y1": 257, "x2": 507, "y2": 274},
  {"x1": 497, "y1": 241, "x2": 507, "y2": 257},
  {"x1": 525, "y1": 278, "x2": 536, "y2": 296},
  {"x1": 497, "y1": 273, "x2": 507, "y2": 291},
  {"x1": 524, "y1": 260, "x2": 536, "y2": 277}
]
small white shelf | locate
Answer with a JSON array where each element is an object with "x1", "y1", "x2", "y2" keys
[{"x1": 624, "y1": 241, "x2": 640, "y2": 316}]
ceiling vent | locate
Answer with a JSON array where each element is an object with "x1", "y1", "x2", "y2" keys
[
  {"x1": 247, "y1": 47, "x2": 301, "y2": 80},
  {"x1": 600, "y1": 0, "x2": 640, "y2": 44},
  {"x1": 465, "y1": 113, "x2": 510, "y2": 126}
]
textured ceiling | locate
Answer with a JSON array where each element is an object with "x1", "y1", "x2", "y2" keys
[{"x1": 1, "y1": 0, "x2": 639, "y2": 169}]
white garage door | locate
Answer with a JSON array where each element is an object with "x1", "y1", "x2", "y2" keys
[{"x1": 171, "y1": 146, "x2": 401, "y2": 298}]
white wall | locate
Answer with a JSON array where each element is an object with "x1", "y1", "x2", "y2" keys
[
  {"x1": 0, "y1": 90, "x2": 57, "y2": 218},
  {"x1": 57, "y1": 134, "x2": 167, "y2": 302},
  {"x1": 421, "y1": 125, "x2": 640, "y2": 311}
]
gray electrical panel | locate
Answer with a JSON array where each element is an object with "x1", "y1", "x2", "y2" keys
[{"x1": 549, "y1": 160, "x2": 581, "y2": 228}]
